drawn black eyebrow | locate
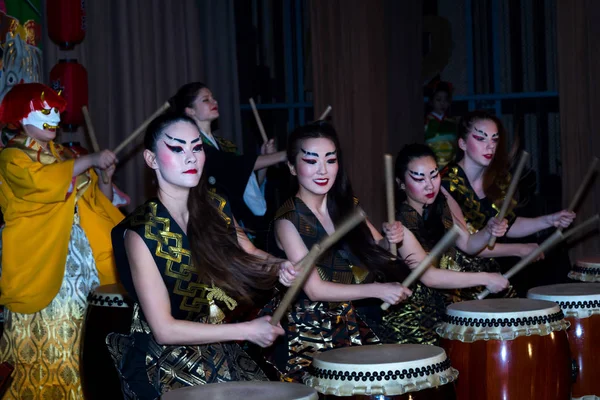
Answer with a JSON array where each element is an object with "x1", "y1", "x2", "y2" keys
[
  {"x1": 165, "y1": 133, "x2": 186, "y2": 144},
  {"x1": 301, "y1": 148, "x2": 318, "y2": 157},
  {"x1": 474, "y1": 126, "x2": 499, "y2": 137},
  {"x1": 191, "y1": 137, "x2": 201, "y2": 144},
  {"x1": 430, "y1": 168, "x2": 439, "y2": 176},
  {"x1": 409, "y1": 169, "x2": 425, "y2": 177},
  {"x1": 325, "y1": 151, "x2": 337, "y2": 156}
]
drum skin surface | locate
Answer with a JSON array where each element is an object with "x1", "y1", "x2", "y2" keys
[
  {"x1": 161, "y1": 381, "x2": 319, "y2": 400},
  {"x1": 318, "y1": 384, "x2": 456, "y2": 399},
  {"x1": 441, "y1": 332, "x2": 571, "y2": 400},
  {"x1": 80, "y1": 284, "x2": 133, "y2": 400}
]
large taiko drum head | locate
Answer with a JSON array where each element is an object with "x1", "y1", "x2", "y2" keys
[
  {"x1": 305, "y1": 344, "x2": 457, "y2": 399},
  {"x1": 437, "y1": 298, "x2": 572, "y2": 400},
  {"x1": 161, "y1": 381, "x2": 319, "y2": 400},
  {"x1": 570, "y1": 257, "x2": 600, "y2": 282},
  {"x1": 528, "y1": 283, "x2": 600, "y2": 399},
  {"x1": 81, "y1": 284, "x2": 133, "y2": 400}
]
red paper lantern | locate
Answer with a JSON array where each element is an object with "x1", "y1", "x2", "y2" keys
[
  {"x1": 46, "y1": 0, "x2": 86, "y2": 50},
  {"x1": 50, "y1": 59, "x2": 88, "y2": 132}
]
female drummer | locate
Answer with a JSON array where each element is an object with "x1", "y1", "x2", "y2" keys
[{"x1": 108, "y1": 113, "x2": 294, "y2": 398}]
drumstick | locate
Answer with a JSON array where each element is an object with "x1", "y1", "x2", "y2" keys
[
  {"x1": 112, "y1": 102, "x2": 170, "y2": 156},
  {"x1": 384, "y1": 154, "x2": 397, "y2": 256},
  {"x1": 478, "y1": 230, "x2": 564, "y2": 300},
  {"x1": 488, "y1": 151, "x2": 530, "y2": 248},
  {"x1": 563, "y1": 214, "x2": 600, "y2": 242},
  {"x1": 381, "y1": 225, "x2": 461, "y2": 311},
  {"x1": 270, "y1": 209, "x2": 367, "y2": 326},
  {"x1": 248, "y1": 98, "x2": 268, "y2": 143},
  {"x1": 318, "y1": 105, "x2": 332, "y2": 121},
  {"x1": 564, "y1": 157, "x2": 599, "y2": 217},
  {"x1": 81, "y1": 106, "x2": 109, "y2": 184}
]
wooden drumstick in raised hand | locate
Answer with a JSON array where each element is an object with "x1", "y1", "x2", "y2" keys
[
  {"x1": 270, "y1": 209, "x2": 367, "y2": 326},
  {"x1": 318, "y1": 105, "x2": 332, "y2": 121},
  {"x1": 248, "y1": 98, "x2": 269, "y2": 143},
  {"x1": 81, "y1": 106, "x2": 109, "y2": 184},
  {"x1": 384, "y1": 154, "x2": 397, "y2": 256},
  {"x1": 488, "y1": 150, "x2": 529, "y2": 248},
  {"x1": 559, "y1": 157, "x2": 599, "y2": 232},
  {"x1": 113, "y1": 102, "x2": 171, "y2": 156},
  {"x1": 479, "y1": 215, "x2": 600, "y2": 300},
  {"x1": 381, "y1": 224, "x2": 461, "y2": 311}
]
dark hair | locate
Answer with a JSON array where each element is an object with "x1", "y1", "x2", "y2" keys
[
  {"x1": 457, "y1": 110, "x2": 511, "y2": 204},
  {"x1": 395, "y1": 143, "x2": 446, "y2": 243},
  {"x1": 144, "y1": 113, "x2": 278, "y2": 303},
  {"x1": 287, "y1": 122, "x2": 409, "y2": 281},
  {"x1": 169, "y1": 82, "x2": 208, "y2": 114}
]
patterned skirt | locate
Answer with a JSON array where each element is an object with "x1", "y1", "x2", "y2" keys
[
  {"x1": 279, "y1": 299, "x2": 380, "y2": 383},
  {"x1": 0, "y1": 220, "x2": 99, "y2": 400}
]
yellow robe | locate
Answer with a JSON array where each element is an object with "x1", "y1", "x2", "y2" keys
[{"x1": 0, "y1": 137, "x2": 124, "y2": 314}]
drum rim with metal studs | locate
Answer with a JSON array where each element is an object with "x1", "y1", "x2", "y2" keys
[
  {"x1": 527, "y1": 283, "x2": 600, "y2": 319},
  {"x1": 304, "y1": 344, "x2": 458, "y2": 397},
  {"x1": 436, "y1": 298, "x2": 570, "y2": 342}
]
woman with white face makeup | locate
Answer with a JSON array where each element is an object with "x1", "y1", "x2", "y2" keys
[
  {"x1": 267, "y1": 122, "x2": 412, "y2": 382},
  {"x1": 107, "y1": 113, "x2": 296, "y2": 398},
  {"x1": 441, "y1": 110, "x2": 575, "y2": 296},
  {"x1": 0, "y1": 83, "x2": 125, "y2": 399},
  {"x1": 377, "y1": 144, "x2": 511, "y2": 345}
]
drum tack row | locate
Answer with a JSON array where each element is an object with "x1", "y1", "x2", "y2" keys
[{"x1": 81, "y1": 259, "x2": 600, "y2": 399}]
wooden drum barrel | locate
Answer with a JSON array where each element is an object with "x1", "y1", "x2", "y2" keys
[
  {"x1": 161, "y1": 381, "x2": 319, "y2": 400},
  {"x1": 528, "y1": 283, "x2": 600, "y2": 399},
  {"x1": 305, "y1": 344, "x2": 458, "y2": 399},
  {"x1": 569, "y1": 257, "x2": 600, "y2": 282},
  {"x1": 437, "y1": 299, "x2": 572, "y2": 400},
  {"x1": 80, "y1": 284, "x2": 133, "y2": 400}
]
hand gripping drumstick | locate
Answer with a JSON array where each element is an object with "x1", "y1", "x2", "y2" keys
[
  {"x1": 112, "y1": 102, "x2": 171, "y2": 156},
  {"x1": 248, "y1": 98, "x2": 269, "y2": 143},
  {"x1": 477, "y1": 215, "x2": 600, "y2": 300},
  {"x1": 488, "y1": 151, "x2": 530, "y2": 248},
  {"x1": 384, "y1": 154, "x2": 397, "y2": 256},
  {"x1": 318, "y1": 105, "x2": 332, "y2": 121},
  {"x1": 558, "y1": 157, "x2": 599, "y2": 232},
  {"x1": 270, "y1": 209, "x2": 367, "y2": 326},
  {"x1": 381, "y1": 225, "x2": 461, "y2": 311},
  {"x1": 81, "y1": 106, "x2": 109, "y2": 184}
]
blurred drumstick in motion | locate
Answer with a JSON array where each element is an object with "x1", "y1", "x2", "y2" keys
[
  {"x1": 270, "y1": 209, "x2": 367, "y2": 326},
  {"x1": 318, "y1": 105, "x2": 332, "y2": 121},
  {"x1": 384, "y1": 154, "x2": 397, "y2": 256},
  {"x1": 381, "y1": 225, "x2": 461, "y2": 311},
  {"x1": 488, "y1": 151, "x2": 529, "y2": 248},
  {"x1": 81, "y1": 106, "x2": 109, "y2": 184},
  {"x1": 559, "y1": 157, "x2": 599, "y2": 232},
  {"x1": 113, "y1": 102, "x2": 170, "y2": 156},
  {"x1": 249, "y1": 98, "x2": 269, "y2": 143}
]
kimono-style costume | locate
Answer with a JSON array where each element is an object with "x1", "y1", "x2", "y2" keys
[
  {"x1": 0, "y1": 134, "x2": 124, "y2": 399},
  {"x1": 267, "y1": 197, "x2": 379, "y2": 382},
  {"x1": 107, "y1": 192, "x2": 267, "y2": 399}
]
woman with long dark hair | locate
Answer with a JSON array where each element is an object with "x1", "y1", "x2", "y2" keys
[
  {"x1": 108, "y1": 113, "x2": 294, "y2": 399},
  {"x1": 377, "y1": 143, "x2": 511, "y2": 345},
  {"x1": 268, "y1": 122, "x2": 412, "y2": 382},
  {"x1": 441, "y1": 110, "x2": 575, "y2": 296},
  {"x1": 169, "y1": 82, "x2": 286, "y2": 224}
]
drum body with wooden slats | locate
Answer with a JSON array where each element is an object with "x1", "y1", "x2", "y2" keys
[
  {"x1": 305, "y1": 344, "x2": 458, "y2": 399},
  {"x1": 528, "y1": 283, "x2": 600, "y2": 400},
  {"x1": 569, "y1": 257, "x2": 600, "y2": 282},
  {"x1": 81, "y1": 284, "x2": 133, "y2": 400},
  {"x1": 161, "y1": 381, "x2": 319, "y2": 400},
  {"x1": 437, "y1": 298, "x2": 572, "y2": 400}
]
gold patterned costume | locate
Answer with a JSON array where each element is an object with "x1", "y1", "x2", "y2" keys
[
  {"x1": 0, "y1": 134, "x2": 124, "y2": 399},
  {"x1": 441, "y1": 163, "x2": 517, "y2": 301},
  {"x1": 267, "y1": 197, "x2": 379, "y2": 383},
  {"x1": 107, "y1": 196, "x2": 266, "y2": 399}
]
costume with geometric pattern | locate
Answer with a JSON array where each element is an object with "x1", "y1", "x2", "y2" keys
[
  {"x1": 107, "y1": 194, "x2": 267, "y2": 400},
  {"x1": 266, "y1": 196, "x2": 379, "y2": 383},
  {"x1": 440, "y1": 163, "x2": 517, "y2": 302},
  {"x1": 377, "y1": 200, "x2": 453, "y2": 346}
]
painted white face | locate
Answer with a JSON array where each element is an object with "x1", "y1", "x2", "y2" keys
[
  {"x1": 290, "y1": 137, "x2": 338, "y2": 196},
  {"x1": 403, "y1": 156, "x2": 441, "y2": 210},
  {"x1": 151, "y1": 121, "x2": 205, "y2": 189}
]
